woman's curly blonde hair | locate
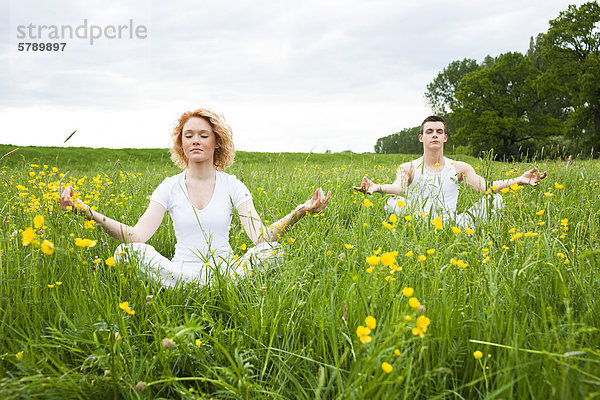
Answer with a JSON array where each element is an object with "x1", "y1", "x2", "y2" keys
[{"x1": 170, "y1": 108, "x2": 235, "y2": 170}]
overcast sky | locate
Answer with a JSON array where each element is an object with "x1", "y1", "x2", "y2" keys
[{"x1": 0, "y1": 0, "x2": 588, "y2": 153}]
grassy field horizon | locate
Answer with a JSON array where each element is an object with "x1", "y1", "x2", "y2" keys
[{"x1": 1, "y1": 145, "x2": 599, "y2": 399}]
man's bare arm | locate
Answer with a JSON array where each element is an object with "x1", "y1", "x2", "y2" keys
[
  {"x1": 456, "y1": 162, "x2": 547, "y2": 193},
  {"x1": 353, "y1": 162, "x2": 412, "y2": 195}
]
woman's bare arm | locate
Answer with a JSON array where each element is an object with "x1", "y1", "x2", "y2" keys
[
  {"x1": 237, "y1": 187, "x2": 331, "y2": 245},
  {"x1": 59, "y1": 185, "x2": 165, "y2": 243}
]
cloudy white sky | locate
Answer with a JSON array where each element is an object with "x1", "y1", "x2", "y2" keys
[{"x1": 0, "y1": 0, "x2": 588, "y2": 153}]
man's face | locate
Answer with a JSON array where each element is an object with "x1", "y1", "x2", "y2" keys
[{"x1": 419, "y1": 121, "x2": 447, "y2": 148}]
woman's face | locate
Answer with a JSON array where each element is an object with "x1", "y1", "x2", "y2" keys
[{"x1": 181, "y1": 117, "x2": 219, "y2": 166}]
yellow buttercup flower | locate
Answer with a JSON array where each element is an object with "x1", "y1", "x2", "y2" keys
[
  {"x1": 412, "y1": 327, "x2": 425, "y2": 338},
  {"x1": 389, "y1": 214, "x2": 398, "y2": 223},
  {"x1": 366, "y1": 255, "x2": 380, "y2": 266},
  {"x1": 544, "y1": 192, "x2": 554, "y2": 197},
  {"x1": 536, "y1": 210, "x2": 545, "y2": 216},
  {"x1": 452, "y1": 226, "x2": 461, "y2": 234},
  {"x1": 195, "y1": 339, "x2": 202, "y2": 347},
  {"x1": 365, "y1": 316, "x2": 376, "y2": 330},
  {"x1": 41, "y1": 240, "x2": 54, "y2": 255},
  {"x1": 500, "y1": 187, "x2": 509, "y2": 194},
  {"x1": 33, "y1": 214, "x2": 44, "y2": 229},
  {"x1": 382, "y1": 221, "x2": 396, "y2": 231},
  {"x1": 366, "y1": 267, "x2": 374, "y2": 273},
  {"x1": 105, "y1": 257, "x2": 115, "y2": 267},
  {"x1": 416, "y1": 316, "x2": 430, "y2": 332},
  {"x1": 75, "y1": 238, "x2": 97, "y2": 248},
  {"x1": 344, "y1": 244, "x2": 354, "y2": 250},
  {"x1": 363, "y1": 198, "x2": 373, "y2": 207},
  {"x1": 381, "y1": 251, "x2": 398, "y2": 266},
  {"x1": 426, "y1": 248, "x2": 435, "y2": 255},
  {"x1": 465, "y1": 227, "x2": 474, "y2": 234},
  {"x1": 287, "y1": 238, "x2": 295, "y2": 244},
  {"x1": 119, "y1": 301, "x2": 135, "y2": 315},
  {"x1": 473, "y1": 350, "x2": 483, "y2": 359},
  {"x1": 21, "y1": 227, "x2": 35, "y2": 246},
  {"x1": 402, "y1": 287, "x2": 414, "y2": 297},
  {"x1": 356, "y1": 325, "x2": 371, "y2": 343},
  {"x1": 241, "y1": 243, "x2": 247, "y2": 250},
  {"x1": 394, "y1": 349, "x2": 401, "y2": 356},
  {"x1": 554, "y1": 182, "x2": 564, "y2": 189},
  {"x1": 560, "y1": 218, "x2": 568, "y2": 226},
  {"x1": 396, "y1": 200, "x2": 405, "y2": 208},
  {"x1": 404, "y1": 250, "x2": 413, "y2": 257},
  {"x1": 373, "y1": 247, "x2": 382, "y2": 255},
  {"x1": 381, "y1": 362, "x2": 393, "y2": 373},
  {"x1": 418, "y1": 255, "x2": 427, "y2": 262},
  {"x1": 408, "y1": 297, "x2": 420, "y2": 308},
  {"x1": 16, "y1": 351, "x2": 24, "y2": 360},
  {"x1": 404, "y1": 215, "x2": 412, "y2": 221},
  {"x1": 430, "y1": 217, "x2": 443, "y2": 230}
]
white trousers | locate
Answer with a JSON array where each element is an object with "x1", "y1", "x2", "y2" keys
[
  {"x1": 384, "y1": 193, "x2": 504, "y2": 228},
  {"x1": 114, "y1": 241, "x2": 284, "y2": 287}
]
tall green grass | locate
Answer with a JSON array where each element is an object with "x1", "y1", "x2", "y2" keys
[{"x1": 1, "y1": 145, "x2": 599, "y2": 399}]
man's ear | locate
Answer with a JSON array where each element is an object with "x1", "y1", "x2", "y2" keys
[
  {"x1": 442, "y1": 134, "x2": 448, "y2": 142},
  {"x1": 418, "y1": 134, "x2": 423, "y2": 142}
]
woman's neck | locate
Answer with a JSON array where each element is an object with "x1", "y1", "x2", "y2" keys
[{"x1": 186, "y1": 161, "x2": 216, "y2": 181}]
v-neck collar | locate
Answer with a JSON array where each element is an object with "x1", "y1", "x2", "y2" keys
[{"x1": 182, "y1": 171, "x2": 218, "y2": 211}]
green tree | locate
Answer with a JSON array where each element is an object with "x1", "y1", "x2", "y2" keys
[
  {"x1": 453, "y1": 52, "x2": 561, "y2": 158},
  {"x1": 374, "y1": 126, "x2": 421, "y2": 154},
  {"x1": 539, "y1": 1, "x2": 600, "y2": 154},
  {"x1": 425, "y1": 58, "x2": 480, "y2": 115}
]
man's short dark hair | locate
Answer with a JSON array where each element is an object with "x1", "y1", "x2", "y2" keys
[{"x1": 420, "y1": 116, "x2": 446, "y2": 134}]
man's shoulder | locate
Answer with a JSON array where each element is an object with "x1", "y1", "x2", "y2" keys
[
  {"x1": 396, "y1": 161, "x2": 414, "y2": 173},
  {"x1": 398, "y1": 157, "x2": 422, "y2": 169},
  {"x1": 451, "y1": 160, "x2": 476, "y2": 174}
]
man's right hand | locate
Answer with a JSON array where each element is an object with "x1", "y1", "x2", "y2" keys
[{"x1": 353, "y1": 176, "x2": 380, "y2": 195}]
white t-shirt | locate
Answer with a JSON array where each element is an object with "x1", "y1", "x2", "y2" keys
[
  {"x1": 405, "y1": 156, "x2": 460, "y2": 220},
  {"x1": 150, "y1": 170, "x2": 252, "y2": 263}
]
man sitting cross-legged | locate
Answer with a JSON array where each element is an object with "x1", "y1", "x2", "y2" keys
[{"x1": 353, "y1": 116, "x2": 547, "y2": 227}]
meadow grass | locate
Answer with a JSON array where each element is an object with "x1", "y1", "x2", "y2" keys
[{"x1": 1, "y1": 145, "x2": 599, "y2": 399}]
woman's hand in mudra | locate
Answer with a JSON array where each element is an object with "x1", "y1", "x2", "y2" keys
[
  {"x1": 297, "y1": 187, "x2": 332, "y2": 215},
  {"x1": 59, "y1": 185, "x2": 91, "y2": 217}
]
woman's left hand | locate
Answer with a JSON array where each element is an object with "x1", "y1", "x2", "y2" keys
[
  {"x1": 298, "y1": 187, "x2": 331, "y2": 215},
  {"x1": 520, "y1": 168, "x2": 547, "y2": 186}
]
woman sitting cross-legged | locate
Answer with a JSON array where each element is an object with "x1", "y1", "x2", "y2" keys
[{"x1": 59, "y1": 108, "x2": 331, "y2": 287}]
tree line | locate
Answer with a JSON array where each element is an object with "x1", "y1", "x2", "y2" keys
[{"x1": 375, "y1": 2, "x2": 600, "y2": 159}]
